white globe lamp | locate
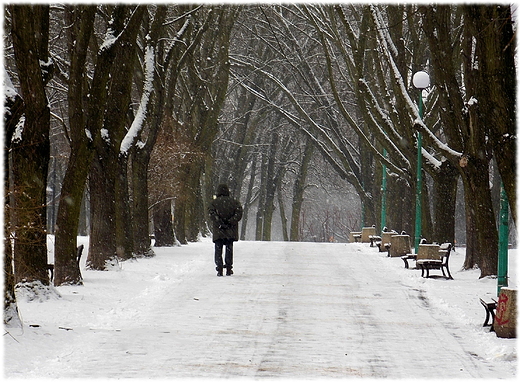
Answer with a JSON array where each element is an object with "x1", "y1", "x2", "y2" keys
[{"x1": 413, "y1": 71, "x2": 430, "y2": 89}]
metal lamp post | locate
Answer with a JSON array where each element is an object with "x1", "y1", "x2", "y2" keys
[
  {"x1": 497, "y1": 182, "x2": 509, "y2": 295},
  {"x1": 412, "y1": 71, "x2": 430, "y2": 253}
]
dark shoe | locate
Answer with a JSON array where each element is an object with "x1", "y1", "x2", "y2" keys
[
  {"x1": 226, "y1": 267, "x2": 233, "y2": 276},
  {"x1": 216, "y1": 267, "x2": 223, "y2": 277}
]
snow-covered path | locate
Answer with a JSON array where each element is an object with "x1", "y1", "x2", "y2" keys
[{"x1": 5, "y1": 240, "x2": 517, "y2": 378}]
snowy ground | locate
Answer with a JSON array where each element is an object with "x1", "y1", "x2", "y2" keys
[{"x1": 4, "y1": 237, "x2": 518, "y2": 379}]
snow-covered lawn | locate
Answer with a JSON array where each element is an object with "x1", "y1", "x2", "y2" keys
[{"x1": 4, "y1": 237, "x2": 517, "y2": 378}]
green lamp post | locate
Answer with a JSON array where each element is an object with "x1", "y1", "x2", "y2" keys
[
  {"x1": 497, "y1": 182, "x2": 509, "y2": 295},
  {"x1": 412, "y1": 71, "x2": 430, "y2": 253}
]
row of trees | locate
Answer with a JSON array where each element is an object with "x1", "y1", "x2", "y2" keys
[
  {"x1": 4, "y1": 4, "x2": 240, "y2": 324},
  {"x1": 217, "y1": 4, "x2": 516, "y2": 274},
  {"x1": 4, "y1": 4, "x2": 516, "y2": 325}
]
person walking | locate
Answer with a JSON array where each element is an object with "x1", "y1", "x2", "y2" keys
[{"x1": 208, "y1": 184, "x2": 243, "y2": 276}]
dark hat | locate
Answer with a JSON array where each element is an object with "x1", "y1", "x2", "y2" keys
[{"x1": 216, "y1": 184, "x2": 230, "y2": 197}]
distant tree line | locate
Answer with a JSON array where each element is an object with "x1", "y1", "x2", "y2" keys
[{"x1": 4, "y1": 4, "x2": 515, "y2": 325}]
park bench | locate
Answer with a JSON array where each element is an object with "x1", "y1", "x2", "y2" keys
[
  {"x1": 376, "y1": 230, "x2": 398, "y2": 253},
  {"x1": 401, "y1": 253, "x2": 417, "y2": 268},
  {"x1": 369, "y1": 235, "x2": 381, "y2": 247},
  {"x1": 416, "y1": 243, "x2": 453, "y2": 279},
  {"x1": 349, "y1": 231, "x2": 362, "y2": 243},
  {"x1": 384, "y1": 233, "x2": 411, "y2": 258},
  {"x1": 479, "y1": 298, "x2": 497, "y2": 329},
  {"x1": 401, "y1": 239, "x2": 430, "y2": 268}
]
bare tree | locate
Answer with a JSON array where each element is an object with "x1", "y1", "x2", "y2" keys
[
  {"x1": 418, "y1": 4, "x2": 515, "y2": 276},
  {"x1": 54, "y1": 5, "x2": 144, "y2": 281},
  {"x1": 9, "y1": 4, "x2": 53, "y2": 286},
  {"x1": 3, "y1": 70, "x2": 24, "y2": 326},
  {"x1": 87, "y1": 5, "x2": 146, "y2": 270},
  {"x1": 171, "y1": 5, "x2": 240, "y2": 244}
]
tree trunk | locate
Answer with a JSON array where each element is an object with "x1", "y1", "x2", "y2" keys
[
  {"x1": 463, "y1": 185, "x2": 478, "y2": 269},
  {"x1": 87, "y1": 152, "x2": 117, "y2": 270},
  {"x1": 464, "y1": 161, "x2": 498, "y2": 277},
  {"x1": 386, "y1": 175, "x2": 414, "y2": 234},
  {"x1": 431, "y1": 162, "x2": 458, "y2": 244},
  {"x1": 277, "y1": 190, "x2": 289, "y2": 241},
  {"x1": 127, "y1": 5, "x2": 171, "y2": 257},
  {"x1": 255, "y1": 152, "x2": 268, "y2": 241},
  {"x1": 422, "y1": 5, "x2": 499, "y2": 276},
  {"x1": 87, "y1": 5, "x2": 144, "y2": 266},
  {"x1": 153, "y1": 200, "x2": 175, "y2": 247},
  {"x1": 10, "y1": 4, "x2": 52, "y2": 285},
  {"x1": 468, "y1": 5, "x2": 516, "y2": 224},
  {"x1": 240, "y1": 156, "x2": 257, "y2": 241},
  {"x1": 290, "y1": 139, "x2": 314, "y2": 241},
  {"x1": 3, "y1": 77, "x2": 24, "y2": 326},
  {"x1": 54, "y1": 144, "x2": 90, "y2": 284},
  {"x1": 261, "y1": 133, "x2": 279, "y2": 241},
  {"x1": 54, "y1": 5, "x2": 125, "y2": 285},
  {"x1": 359, "y1": 137, "x2": 376, "y2": 227},
  {"x1": 116, "y1": 155, "x2": 134, "y2": 259},
  {"x1": 174, "y1": 158, "x2": 205, "y2": 243},
  {"x1": 131, "y1": 150, "x2": 153, "y2": 256}
]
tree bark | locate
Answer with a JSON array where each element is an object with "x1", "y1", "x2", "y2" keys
[
  {"x1": 127, "y1": 6, "x2": 169, "y2": 257},
  {"x1": 53, "y1": 5, "x2": 96, "y2": 285},
  {"x1": 10, "y1": 4, "x2": 52, "y2": 285},
  {"x1": 54, "y1": 4, "x2": 119, "y2": 285},
  {"x1": 131, "y1": 152, "x2": 153, "y2": 256},
  {"x1": 153, "y1": 200, "x2": 175, "y2": 247},
  {"x1": 240, "y1": 155, "x2": 257, "y2": 241},
  {"x1": 290, "y1": 139, "x2": 314, "y2": 241},
  {"x1": 430, "y1": 162, "x2": 458, "y2": 245},
  {"x1": 87, "y1": 148, "x2": 117, "y2": 270},
  {"x1": 3, "y1": 75, "x2": 24, "y2": 325},
  {"x1": 467, "y1": 5, "x2": 516, "y2": 223},
  {"x1": 421, "y1": 5, "x2": 499, "y2": 276},
  {"x1": 86, "y1": 5, "x2": 145, "y2": 269}
]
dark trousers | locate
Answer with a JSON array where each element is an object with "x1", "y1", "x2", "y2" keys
[{"x1": 214, "y1": 239, "x2": 233, "y2": 269}]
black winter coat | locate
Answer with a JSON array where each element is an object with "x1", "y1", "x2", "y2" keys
[{"x1": 208, "y1": 184, "x2": 243, "y2": 242}]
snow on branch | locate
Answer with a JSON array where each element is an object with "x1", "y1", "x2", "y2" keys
[
  {"x1": 120, "y1": 45, "x2": 155, "y2": 155},
  {"x1": 370, "y1": 5, "x2": 462, "y2": 162},
  {"x1": 4, "y1": 69, "x2": 18, "y2": 102},
  {"x1": 99, "y1": 26, "x2": 118, "y2": 53},
  {"x1": 100, "y1": 6, "x2": 144, "y2": 54},
  {"x1": 358, "y1": 78, "x2": 411, "y2": 171},
  {"x1": 414, "y1": 118, "x2": 462, "y2": 159},
  {"x1": 307, "y1": 14, "x2": 409, "y2": 182},
  {"x1": 422, "y1": 146, "x2": 443, "y2": 170}
]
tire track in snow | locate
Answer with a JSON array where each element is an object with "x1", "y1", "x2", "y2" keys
[{"x1": 11, "y1": 241, "x2": 509, "y2": 378}]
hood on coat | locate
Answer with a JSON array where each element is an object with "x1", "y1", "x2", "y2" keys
[{"x1": 216, "y1": 184, "x2": 230, "y2": 197}]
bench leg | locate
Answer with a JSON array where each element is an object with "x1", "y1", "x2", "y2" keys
[
  {"x1": 444, "y1": 265, "x2": 453, "y2": 280},
  {"x1": 490, "y1": 311, "x2": 496, "y2": 332},
  {"x1": 483, "y1": 309, "x2": 491, "y2": 327},
  {"x1": 402, "y1": 258, "x2": 409, "y2": 269}
]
